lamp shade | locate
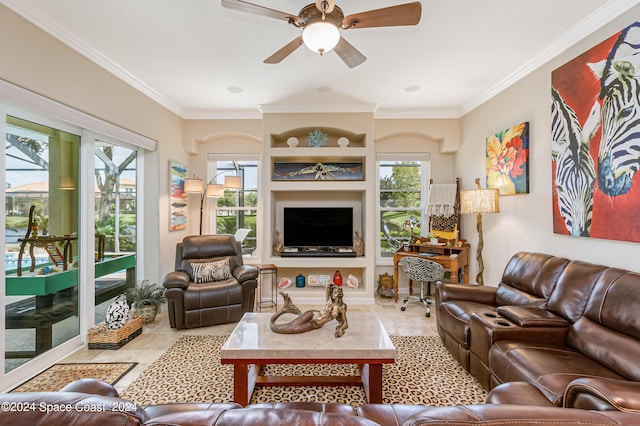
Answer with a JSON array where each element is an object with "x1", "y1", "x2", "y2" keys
[
  {"x1": 302, "y1": 21, "x2": 340, "y2": 54},
  {"x1": 205, "y1": 183, "x2": 224, "y2": 198},
  {"x1": 184, "y1": 178, "x2": 204, "y2": 194},
  {"x1": 223, "y1": 175, "x2": 242, "y2": 190},
  {"x1": 460, "y1": 188, "x2": 500, "y2": 215}
]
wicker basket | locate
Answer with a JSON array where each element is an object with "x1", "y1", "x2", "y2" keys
[{"x1": 88, "y1": 316, "x2": 143, "y2": 349}]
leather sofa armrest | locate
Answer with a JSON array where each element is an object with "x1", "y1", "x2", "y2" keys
[
  {"x1": 143, "y1": 402, "x2": 241, "y2": 419},
  {"x1": 497, "y1": 306, "x2": 569, "y2": 327},
  {"x1": 59, "y1": 378, "x2": 119, "y2": 397},
  {"x1": 564, "y1": 377, "x2": 640, "y2": 412},
  {"x1": 403, "y1": 404, "x2": 640, "y2": 425},
  {"x1": 145, "y1": 408, "x2": 378, "y2": 426},
  {"x1": 436, "y1": 282, "x2": 497, "y2": 304},
  {"x1": 162, "y1": 271, "x2": 191, "y2": 289},
  {"x1": 233, "y1": 264, "x2": 259, "y2": 282}
]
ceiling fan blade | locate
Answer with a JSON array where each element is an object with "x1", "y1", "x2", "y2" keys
[
  {"x1": 264, "y1": 36, "x2": 304, "y2": 64},
  {"x1": 221, "y1": 0, "x2": 298, "y2": 22},
  {"x1": 333, "y1": 37, "x2": 367, "y2": 68},
  {"x1": 342, "y1": 2, "x2": 422, "y2": 29}
]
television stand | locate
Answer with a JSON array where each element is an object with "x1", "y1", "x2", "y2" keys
[{"x1": 281, "y1": 247, "x2": 357, "y2": 258}]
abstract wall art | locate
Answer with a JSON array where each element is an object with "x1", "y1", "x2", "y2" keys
[
  {"x1": 551, "y1": 21, "x2": 640, "y2": 242},
  {"x1": 169, "y1": 161, "x2": 187, "y2": 231},
  {"x1": 485, "y1": 122, "x2": 529, "y2": 195}
]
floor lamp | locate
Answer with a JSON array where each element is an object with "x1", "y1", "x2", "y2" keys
[
  {"x1": 460, "y1": 178, "x2": 500, "y2": 285},
  {"x1": 184, "y1": 173, "x2": 242, "y2": 235}
]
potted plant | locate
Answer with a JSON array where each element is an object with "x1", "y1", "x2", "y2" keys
[{"x1": 126, "y1": 280, "x2": 167, "y2": 323}]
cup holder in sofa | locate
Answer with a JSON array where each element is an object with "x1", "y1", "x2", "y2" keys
[
  {"x1": 496, "y1": 320, "x2": 511, "y2": 327},
  {"x1": 483, "y1": 312, "x2": 498, "y2": 318}
]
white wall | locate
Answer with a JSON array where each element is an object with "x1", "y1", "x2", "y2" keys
[{"x1": 456, "y1": 6, "x2": 640, "y2": 287}]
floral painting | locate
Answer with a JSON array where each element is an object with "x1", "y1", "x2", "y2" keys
[
  {"x1": 485, "y1": 122, "x2": 529, "y2": 195},
  {"x1": 169, "y1": 161, "x2": 187, "y2": 231},
  {"x1": 551, "y1": 21, "x2": 640, "y2": 242}
]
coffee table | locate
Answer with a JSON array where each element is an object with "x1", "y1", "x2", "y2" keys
[{"x1": 220, "y1": 312, "x2": 396, "y2": 406}]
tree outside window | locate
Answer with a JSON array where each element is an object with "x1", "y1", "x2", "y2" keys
[{"x1": 378, "y1": 159, "x2": 428, "y2": 258}]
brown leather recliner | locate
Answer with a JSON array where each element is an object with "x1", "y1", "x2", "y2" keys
[{"x1": 162, "y1": 234, "x2": 258, "y2": 329}]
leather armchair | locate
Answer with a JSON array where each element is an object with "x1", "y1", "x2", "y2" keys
[{"x1": 162, "y1": 234, "x2": 258, "y2": 329}]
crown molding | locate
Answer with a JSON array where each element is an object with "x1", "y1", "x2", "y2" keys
[
  {"x1": 1, "y1": 0, "x2": 184, "y2": 117},
  {"x1": 5, "y1": 0, "x2": 639, "y2": 121},
  {"x1": 461, "y1": 0, "x2": 640, "y2": 116}
]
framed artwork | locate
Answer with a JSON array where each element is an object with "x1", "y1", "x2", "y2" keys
[
  {"x1": 169, "y1": 161, "x2": 187, "y2": 231},
  {"x1": 273, "y1": 161, "x2": 364, "y2": 181},
  {"x1": 485, "y1": 122, "x2": 530, "y2": 195},
  {"x1": 551, "y1": 21, "x2": 640, "y2": 242}
]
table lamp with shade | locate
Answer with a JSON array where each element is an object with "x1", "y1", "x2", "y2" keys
[
  {"x1": 184, "y1": 173, "x2": 242, "y2": 235},
  {"x1": 460, "y1": 178, "x2": 500, "y2": 285}
]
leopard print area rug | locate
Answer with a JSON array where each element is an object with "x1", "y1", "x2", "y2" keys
[{"x1": 121, "y1": 335, "x2": 486, "y2": 407}]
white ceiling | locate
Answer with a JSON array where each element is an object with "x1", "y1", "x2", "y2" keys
[{"x1": 2, "y1": 0, "x2": 637, "y2": 119}]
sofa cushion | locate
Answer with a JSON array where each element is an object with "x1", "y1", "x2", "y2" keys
[
  {"x1": 545, "y1": 260, "x2": 607, "y2": 323},
  {"x1": 496, "y1": 252, "x2": 569, "y2": 307},
  {"x1": 489, "y1": 340, "x2": 624, "y2": 405},
  {"x1": 192, "y1": 258, "x2": 232, "y2": 283}
]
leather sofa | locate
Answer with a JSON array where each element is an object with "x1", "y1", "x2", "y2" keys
[
  {"x1": 2, "y1": 379, "x2": 639, "y2": 425},
  {"x1": 436, "y1": 251, "x2": 640, "y2": 409},
  {"x1": 162, "y1": 234, "x2": 258, "y2": 329}
]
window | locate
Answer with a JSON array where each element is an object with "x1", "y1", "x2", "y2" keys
[
  {"x1": 208, "y1": 156, "x2": 259, "y2": 258},
  {"x1": 377, "y1": 155, "x2": 429, "y2": 261}
]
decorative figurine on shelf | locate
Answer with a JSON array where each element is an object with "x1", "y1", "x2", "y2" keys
[
  {"x1": 306, "y1": 128, "x2": 328, "y2": 147},
  {"x1": 377, "y1": 273, "x2": 395, "y2": 298},
  {"x1": 272, "y1": 230, "x2": 284, "y2": 256},
  {"x1": 271, "y1": 282, "x2": 349, "y2": 338},
  {"x1": 353, "y1": 229, "x2": 364, "y2": 256},
  {"x1": 346, "y1": 274, "x2": 359, "y2": 289},
  {"x1": 333, "y1": 270, "x2": 343, "y2": 286}
]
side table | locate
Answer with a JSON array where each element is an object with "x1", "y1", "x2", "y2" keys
[{"x1": 256, "y1": 264, "x2": 277, "y2": 311}]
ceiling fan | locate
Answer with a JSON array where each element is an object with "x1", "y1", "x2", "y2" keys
[{"x1": 221, "y1": 0, "x2": 422, "y2": 68}]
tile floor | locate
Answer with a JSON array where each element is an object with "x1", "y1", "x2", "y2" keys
[{"x1": 62, "y1": 293, "x2": 439, "y2": 394}]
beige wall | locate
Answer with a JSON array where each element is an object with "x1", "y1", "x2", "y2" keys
[
  {"x1": 456, "y1": 6, "x2": 640, "y2": 286},
  {"x1": 0, "y1": 5, "x2": 186, "y2": 284}
]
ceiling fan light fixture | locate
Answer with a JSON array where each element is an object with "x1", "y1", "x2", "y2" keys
[{"x1": 302, "y1": 21, "x2": 340, "y2": 54}]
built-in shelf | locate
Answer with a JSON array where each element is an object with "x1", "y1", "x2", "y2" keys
[{"x1": 262, "y1": 121, "x2": 375, "y2": 305}]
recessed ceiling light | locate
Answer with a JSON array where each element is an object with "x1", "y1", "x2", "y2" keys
[
  {"x1": 227, "y1": 86, "x2": 243, "y2": 94},
  {"x1": 317, "y1": 86, "x2": 331, "y2": 93},
  {"x1": 405, "y1": 85, "x2": 421, "y2": 93}
]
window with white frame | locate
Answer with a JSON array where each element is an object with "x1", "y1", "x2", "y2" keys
[
  {"x1": 377, "y1": 154, "x2": 429, "y2": 260},
  {"x1": 207, "y1": 156, "x2": 259, "y2": 258}
]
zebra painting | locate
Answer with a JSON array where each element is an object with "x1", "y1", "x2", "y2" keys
[
  {"x1": 551, "y1": 87, "x2": 599, "y2": 236},
  {"x1": 589, "y1": 21, "x2": 640, "y2": 197},
  {"x1": 552, "y1": 20, "x2": 640, "y2": 242}
]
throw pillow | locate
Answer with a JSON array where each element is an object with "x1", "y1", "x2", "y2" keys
[{"x1": 192, "y1": 258, "x2": 232, "y2": 283}]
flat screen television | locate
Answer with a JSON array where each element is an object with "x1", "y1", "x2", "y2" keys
[{"x1": 283, "y1": 207, "x2": 353, "y2": 248}]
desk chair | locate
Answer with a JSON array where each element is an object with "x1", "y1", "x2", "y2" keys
[
  {"x1": 234, "y1": 228, "x2": 251, "y2": 244},
  {"x1": 400, "y1": 257, "x2": 445, "y2": 317}
]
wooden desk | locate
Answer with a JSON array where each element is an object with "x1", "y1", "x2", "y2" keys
[{"x1": 392, "y1": 243, "x2": 470, "y2": 303}]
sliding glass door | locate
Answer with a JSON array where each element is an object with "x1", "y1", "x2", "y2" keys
[
  {"x1": 4, "y1": 116, "x2": 80, "y2": 373},
  {"x1": 94, "y1": 141, "x2": 137, "y2": 324}
]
